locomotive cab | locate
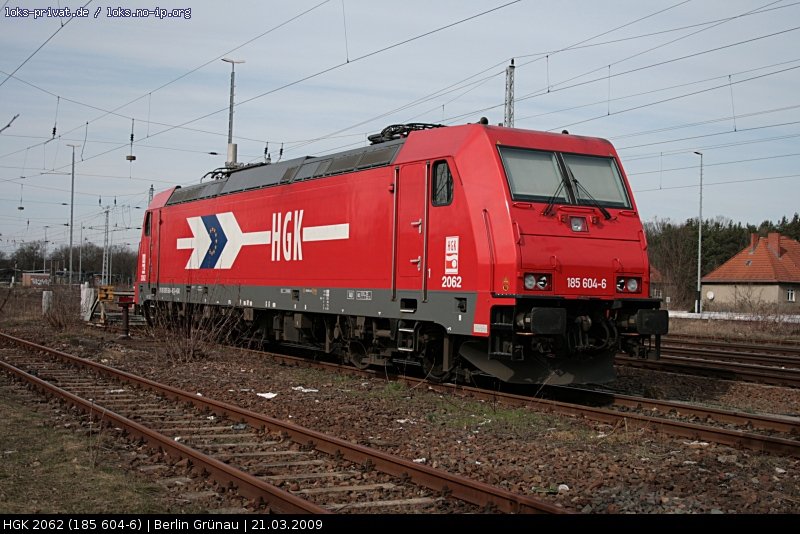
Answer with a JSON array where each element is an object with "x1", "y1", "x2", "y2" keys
[{"x1": 458, "y1": 127, "x2": 668, "y2": 384}]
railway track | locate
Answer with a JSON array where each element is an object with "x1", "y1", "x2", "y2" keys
[
  {"x1": 662, "y1": 336, "x2": 800, "y2": 367},
  {"x1": 235, "y1": 345, "x2": 800, "y2": 457},
  {"x1": 617, "y1": 354, "x2": 800, "y2": 388},
  {"x1": 0, "y1": 332, "x2": 563, "y2": 515},
  {"x1": 606, "y1": 335, "x2": 800, "y2": 387},
  {"x1": 664, "y1": 334, "x2": 800, "y2": 352},
  {"x1": 428, "y1": 382, "x2": 800, "y2": 457}
]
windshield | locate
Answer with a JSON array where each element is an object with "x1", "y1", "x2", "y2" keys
[
  {"x1": 498, "y1": 147, "x2": 565, "y2": 202},
  {"x1": 563, "y1": 154, "x2": 631, "y2": 209},
  {"x1": 498, "y1": 146, "x2": 631, "y2": 209}
]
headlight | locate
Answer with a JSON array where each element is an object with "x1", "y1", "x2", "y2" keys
[
  {"x1": 616, "y1": 276, "x2": 642, "y2": 293},
  {"x1": 523, "y1": 273, "x2": 551, "y2": 291},
  {"x1": 626, "y1": 278, "x2": 639, "y2": 292},
  {"x1": 570, "y1": 216, "x2": 587, "y2": 232},
  {"x1": 524, "y1": 274, "x2": 536, "y2": 290}
]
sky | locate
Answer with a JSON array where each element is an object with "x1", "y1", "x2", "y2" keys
[{"x1": 1, "y1": 0, "x2": 799, "y2": 260}]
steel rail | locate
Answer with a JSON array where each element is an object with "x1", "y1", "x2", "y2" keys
[
  {"x1": 0, "y1": 331, "x2": 564, "y2": 515},
  {"x1": 660, "y1": 345, "x2": 800, "y2": 368},
  {"x1": 617, "y1": 354, "x2": 800, "y2": 388},
  {"x1": 0, "y1": 359, "x2": 327, "y2": 514},
  {"x1": 574, "y1": 389, "x2": 800, "y2": 434},
  {"x1": 664, "y1": 335, "x2": 800, "y2": 354}
]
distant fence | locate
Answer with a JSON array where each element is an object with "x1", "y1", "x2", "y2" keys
[{"x1": 669, "y1": 310, "x2": 800, "y2": 324}]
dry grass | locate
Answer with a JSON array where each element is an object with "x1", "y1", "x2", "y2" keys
[
  {"x1": 669, "y1": 317, "x2": 800, "y2": 343},
  {"x1": 42, "y1": 287, "x2": 82, "y2": 331},
  {"x1": 0, "y1": 379, "x2": 175, "y2": 513},
  {"x1": 0, "y1": 287, "x2": 42, "y2": 326}
]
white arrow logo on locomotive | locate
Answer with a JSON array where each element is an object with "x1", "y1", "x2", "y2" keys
[{"x1": 176, "y1": 210, "x2": 349, "y2": 269}]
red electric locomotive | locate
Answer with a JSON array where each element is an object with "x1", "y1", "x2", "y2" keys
[{"x1": 136, "y1": 121, "x2": 668, "y2": 385}]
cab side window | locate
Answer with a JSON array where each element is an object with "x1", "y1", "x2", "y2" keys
[
  {"x1": 432, "y1": 160, "x2": 453, "y2": 206},
  {"x1": 144, "y1": 212, "x2": 152, "y2": 237}
]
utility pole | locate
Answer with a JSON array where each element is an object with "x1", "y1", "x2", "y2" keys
[
  {"x1": 101, "y1": 208, "x2": 110, "y2": 285},
  {"x1": 43, "y1": 226, "x2": 49, "y2": 272},
  {"x1": 504, "y1": 59, "x2": 515, "y2": 128},
  {"x1": 109, "y1": 230, "x2": 114, "y2": 286},
  {"x1": 148, "y1": 184, "x2": 154, "y2": 205},
  {"x1": 694, "y1": 151, "x2": 704, "y2": 314},
  {"x1": 78, "y1": 225, "x2": 83, "y2": 283},
  {"x1": 222, "y1": 58, "x2": 244, "y2": 168},
  {"x1": 66, "y1": 143, "x2": 80, "y2": 285}
]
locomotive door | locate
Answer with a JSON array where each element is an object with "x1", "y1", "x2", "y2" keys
[
  {"x1": 393, "y1": 163, "x2": 429, "y2": 301},
  {"x1": 145, "y1": 208, "x2": 161, "y2": 287},
  {"x1": 138, "y1": 210, "x2": 153, "y2": 285}
]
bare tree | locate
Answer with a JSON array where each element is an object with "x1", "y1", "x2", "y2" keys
[{"x1": 645, "y1": 218, "x2": 696, "y2": 310}]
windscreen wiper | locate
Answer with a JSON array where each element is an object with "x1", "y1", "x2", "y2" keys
[
  {"x1": 564, "y1": 164, "x2": 612, "y2": 220},
  {"x1": 541, "y1": 180, "x2": 565, "y2": 216}
]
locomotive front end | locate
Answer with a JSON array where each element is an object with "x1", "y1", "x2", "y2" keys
[{"x1": 461, "y1": 131, "x2": 668, "y2": 385}]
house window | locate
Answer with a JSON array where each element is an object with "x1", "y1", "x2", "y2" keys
[
  {"x1": 652, "y1": 289, "x2": 663, "y2": 299},
  {"x1": 789, "y1": 288, "x2": 797, "y2": 303}
]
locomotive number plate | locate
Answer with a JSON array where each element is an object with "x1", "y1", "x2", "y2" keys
[
  {"x1": 441, "y1": 275, "x2": 462, "y2": 288},
  {"x1": 566, "y1": 277, "x2": 607, "y2": 290}
]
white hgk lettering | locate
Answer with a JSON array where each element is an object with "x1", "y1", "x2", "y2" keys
[
  {"x1": 293, "y1": 210, "x2": 304, "y2": 260},
  {"x1": 282, "y1": 211, "x2": 292, "y2": 260},
  {"x1": 273, "y1": 210, "x2": 305, "y2": 261},
  {"x1": 271, "y1": 212, "x2": 281, "y2": 261}
]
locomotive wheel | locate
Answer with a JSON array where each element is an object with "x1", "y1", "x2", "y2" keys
[
  {"x1": 347, "y1": 341, "x2": 371, "y2": 370},
  {"x1": 422, "y1": 354, "x2": 451, "y2": 382},
  {"x1": 420, "y1": 326, "x2": 452, "y2": 382}
]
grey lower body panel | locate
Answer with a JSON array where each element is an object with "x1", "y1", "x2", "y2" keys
[{"x1": 140, "y1": 282, "x2": 479, "y2": 336}]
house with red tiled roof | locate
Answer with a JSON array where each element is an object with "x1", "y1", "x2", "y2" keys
[{"x1": 701, "y1": 233, "x2": 800, "y2": 312}]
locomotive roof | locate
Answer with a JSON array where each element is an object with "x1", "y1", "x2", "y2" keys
[
  {"x1": 166, "y1": 138, "x2": 405, "y2": 206},
  {"x1": 162, "y1": 122, "x2": 619, "y2": 207}
]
